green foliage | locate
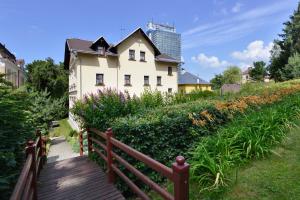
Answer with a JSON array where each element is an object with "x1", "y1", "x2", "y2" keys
[
  {"x1": 210, "y1": 66, "x2": 242, "y2": 90},
  {"x1": 26, "y1": 58, "x2": 68, "y2": 99},
  {"x1": 210, "y1": 74, "x2": 224, "y2": 90},
  {"x1": 284, "y1": 53, "x2": 300, "y2": 79},
  {"x1": 189, "y1": 92, "x2": 300, "y2": 196},
  {"x1": 250, "y1": 61, "x2": 267, "y2": 81},
  {"x1": 29, "y1": 90, "x2": 67, "y2": 134},
  {"x1": 74, "y1": 80, "x2": 300, "y2": 196},
  {"x1": 0, "y1": 89, "x2": 35, "y2": 199},
  {"x1": 0, "y1": 73, "x2": 13, "y2": 89},
  {"x1": 269, "y1": 3, "x2": 300, "y2": 81},
  {"x1": 72, "y1": 88, "x2": 217, "y2": 131},
  {"x1": 223, "y1": 66, "x2": 242, "y2": 84},
  {"x1": 140, "y1": 90, "x2": 164, "y2": 108},
  {"x1": 224, "y1": 120, "x2": 300, "y2": 200},
  {"x1": 72, "y1": 89, "x2": 141, "y2": 130},
  {"x1": 69, "y1": 130, "x2": 78, "y2": 137}
]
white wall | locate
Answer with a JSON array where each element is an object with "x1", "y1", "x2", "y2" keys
[{"x1": 68, "y1": 31, "x2": 178, "y2": 109}]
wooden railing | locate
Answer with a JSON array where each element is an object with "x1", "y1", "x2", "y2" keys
[
  {"x1": 79, "y1": 128, "x2": 189, "y2": 200},
  {"x1": 10, "y1": 130, "x2": 47, "y2": 200}
]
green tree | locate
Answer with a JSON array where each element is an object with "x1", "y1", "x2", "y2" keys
[
  {"x1": 210, "y1": 74, "x2": 224, "y2": 89},
  {"x1": 223, "y1": 66, "x2": 242, "y2": 84},
  {"x1": 250, "y1": 61, "x2": 267, "y2": 81},
  {"x1": 269, "y1": 2, "x2": 300, "y2": 81},
  {"x1": 0, "y1": 73, "x2": 13, "y2": 89},
  {"x1": 284, "y1": 53, "x2": 300, "y2": 79},
  {"x1": 26, "y1": 58, "x2": 68, "y2": 99}
]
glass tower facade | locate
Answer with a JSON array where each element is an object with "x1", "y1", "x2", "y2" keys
[{"x1": 146, "y1": 22, "x2": 181, "y2": 62}]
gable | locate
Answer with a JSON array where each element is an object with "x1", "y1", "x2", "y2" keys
[
  {"x1": 112, "y1": 28, "x2": 160, "y2": 56},
  {"x1": 116, "y1": 31, "x2": 156, "y2": 57}
]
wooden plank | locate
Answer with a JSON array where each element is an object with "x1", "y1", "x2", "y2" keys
[{"x1": 37, "y1": 156, "x2": 124, "y2": 200}]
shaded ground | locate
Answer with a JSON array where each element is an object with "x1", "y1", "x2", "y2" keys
[
  {"x1": 38, "y1": 156, "x2": 125, "y2": 200},
  {"x1": 47, "y1": 136, "x2": 79, "y2": 163},
  {"x1": 223, "y1": 121, "x2": 300, "y2": 200}
]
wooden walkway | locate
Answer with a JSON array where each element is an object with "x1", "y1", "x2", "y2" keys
[{"x1": 37, "y1": 156, "x2": 125, "y2": 200}]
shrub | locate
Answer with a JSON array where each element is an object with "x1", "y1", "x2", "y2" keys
[
  {"x1": 29, "y1": 90, "x2": 67, "y2": 134},
  {"x1": 0, "y1": 89, "x2": 35, "y2": 199},
  {"x1": 68, "y1": 130, "x2": 78, "y2": 137},
  {"x1": 74, "y1": 79, "x2": 300, "y2": 196},
  {"x1": 72, "y1": 88, "x2": 217, "y2": 131},
  {"x1": 189, "y1": 92, "x2": 300, "y2": 193},
  {"x1": 72, "y1": 88, "x2": 142, "y2": 130}
]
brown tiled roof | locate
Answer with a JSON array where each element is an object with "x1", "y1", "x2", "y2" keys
[
  {"x1": 0, "y1": 42, "x2": 16, "y2": 63},
  {"x1": 64, "y1": 28, "x2": 180, "y2": 67},
  {"x1": 67, "y1": 39, "x2": 94, "y2": 53}
]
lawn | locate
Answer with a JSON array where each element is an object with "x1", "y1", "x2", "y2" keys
[
  {"x1": 49, "y1": 118, "x2": 73, "y2": 138},
  {"x1": 49, "y1": 118, "x2": 80, "y2": 152},
  {"x1": 223, "y1": 120, "x2": 300, "y2": 200}
]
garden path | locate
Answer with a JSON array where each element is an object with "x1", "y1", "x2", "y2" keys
[{"x1": 47, "y1": 136, "x2": 79, "y2": 163}]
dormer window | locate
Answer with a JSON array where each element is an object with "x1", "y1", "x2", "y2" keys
[{"x1": 97, "y1": 46, "x2": 105, "y2": 55}]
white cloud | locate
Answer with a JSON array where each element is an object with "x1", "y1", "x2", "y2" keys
[
  {"x1": 232, "y1": 2, "x2": 242, "y2": 13},
  {"x1": 231, "y1": 40, "x2": 273, "y2": 64},
  {"x1": 182, "y1": 1, "x2": 293, "y2": 49},
  {"x1": 192, "y1": 53, "x2": 229, "y2": 68}
]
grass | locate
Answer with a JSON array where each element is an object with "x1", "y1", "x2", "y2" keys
[
  {"x1": 223, "y1": 120, "x2": 300, "y2": 200},
  {"x1": 49, "y1": 118, "x2": 80, "y2": 152},
  {"x1": 49, "y1": 118, "x2": 73, "y2": 138}
]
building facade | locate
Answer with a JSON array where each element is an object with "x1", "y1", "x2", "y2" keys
[
  {"x1": 242, "y1": 67, "x2": 270, "y2": 83},
  {"x1": 178, "y1": 70, "x2": 211, "y2": 93},
  {"x1": 64, "y1": 28, "x2": 180, "y2": 112},
  {"x1": 0, "y1": 43, "x2": 25, "y2": 88},
  {"x1": 146, "y1": 22, "x2": 181, "y2": 62}
]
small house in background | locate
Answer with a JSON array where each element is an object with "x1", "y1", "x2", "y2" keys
[
  {"x1": 242, "y1": 67, "x2": 252, "y2": 83},
  {"x1": 242, "y1": 67, "x2": 271, "y2": 83},
  {"x1": 221, "y1": 83, "x2": 241, "y2": 95},
  {"x1": 178, "y1": 69, "x2": 211, "y2": 93},
  {"x1": 0, "y1": 42, "x2": 25, "y2": 88}
]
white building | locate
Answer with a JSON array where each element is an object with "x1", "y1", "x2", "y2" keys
[
  {"x1": 64, "y1": 28, "x2": 180, "y2": 130},
  {"x1": 0, "y1": 43, "x2": 25, "y2": 88}
]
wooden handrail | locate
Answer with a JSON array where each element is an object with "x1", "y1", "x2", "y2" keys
[
  {"x1": 110, "y1": 136, "x2": 174, "y2": 180},
  {"x1": 81, "y1": 128, "x2": 189, "y2": 200},
  {"x1": 10, "y1": 130, "x2": 46, "y2": 200}
]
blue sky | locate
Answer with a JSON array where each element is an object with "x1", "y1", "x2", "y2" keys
[{"x1": 0, "y1": 0, "x2": 298, "y2": 80}]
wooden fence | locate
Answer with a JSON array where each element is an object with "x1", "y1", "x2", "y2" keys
[
  {"x1": 10, "y1": 130, "x2": 47, "y2": 200},
  {"x1": 79, "y1": 128, "x2": 189, "y2": 200}
]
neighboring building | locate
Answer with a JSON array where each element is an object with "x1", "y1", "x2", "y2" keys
[
  {"x1": 0, "y1": 42, "x2": 25, "y2": 88},
  {"x1": 242, "y1": 67, "x2": 271, "y2": 83},
  {"x1": 178, "y1": 69, "x2": 211, "y2": 93},
  {"x1": 64, "y1": 27, "x2": 180, "y2": 111},
  {"x1": 242, "y1": 67, "x2": 252, "y2": 83},
  {"x1": 221, "y1": 84, "x2": 241, "y2": 95},
  {"x1": 146, "y1": 22, "x2": 181, "y2": 62}
]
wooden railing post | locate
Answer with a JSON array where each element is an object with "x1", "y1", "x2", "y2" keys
[
  {"x1": 36, "y1": 130, "x2": 43, "y2": 173},
  {"x1": 79, "y1": 131, "x2": 83, "y2": 156},
  {"x1": 172, "y1": 156, "x2": 189, "y2": 200},
  {"x1": 106, "y1": 128, "x2": 115, "y2": 183},
  {"x1": 87, "y1": 128, "x2": 92, "y2": 156},
  {"x1": 41, "y1": 136, "x2": 47, "y2": 165},
  {"x1": 26, "y1": 140, "x2": 37, "y2": 200}
]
